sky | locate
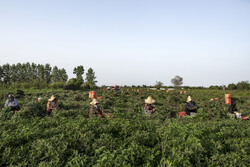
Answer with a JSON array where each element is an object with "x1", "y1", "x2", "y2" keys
[{"x1": 0, "y1": 0, "x2": 249, "y2": 87}]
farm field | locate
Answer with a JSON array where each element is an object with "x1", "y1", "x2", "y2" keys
[{"x1": 0, "y1": 88, "x2": 250, "y2": 166}]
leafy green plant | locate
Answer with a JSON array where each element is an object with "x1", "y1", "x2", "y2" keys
[{"x1": 0, "y1": 89, "x2": 249, "y2": 166}]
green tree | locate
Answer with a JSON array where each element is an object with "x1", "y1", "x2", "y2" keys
[
  {"x1": 22, "y1": 63, "x2": 30, "y2": 81},
  {"x1": 51, "y1": 66, "x2": 60, "y2": 83},
  {"x1": 14, "y1": 63, "x2": 21, "y2": 83},
  {"x1": 73, "y1": 65, "x2": 84, "y2": 84},
  {"x1": 0, "y1": 66, "x2": 3, "y2": 83},
  {"x1": 2, "y1": 64, "x2": 11, "y2": 84},
  {"x1": 85, "y1": 68, "x2": 97, "y2": 87},
  {"x1": 171, "y1": 75, "x2": 183, "y2": 88},
  {"x1": 65, "y1": 78, "x2": 80, "y2": 90},
  {"x1": 44, "y1": 64, "x2": 52, "y2": 84},
  {"x1": 237, "y1": 81, "x2": 249, "y2": 90},
  {"x1": 154, "y1": 81, "x2": 163, "y2": 89},
  {"x1": 58, "y1": 68, "x2": 68, "y2": 82},
  {"x1": 209, "y1": 85, "x2": 222, "y2": 90},
  {"x1": 18, "y1": 63, "x2": 28, "y2": 82},
  {"x1": 10, "y1": 64, "x2": 18, "y2": 84},
  {"x1": 37, "y1": 64, "x2": 45, "y2": 83},
  {"x1": 228, "y1": 83, "x2": 237, "y2": 90},
  {"x1": 30, "y1": 63, "x2": 38, "y2": 81}
]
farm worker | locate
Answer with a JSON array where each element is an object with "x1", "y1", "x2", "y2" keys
[
  {"x1": 5, "y1": 94, "x2": 20, "y2": 113},
  {"x1": 143, "y1": 96, "x2": 156, "y2": 114},
  {"x1": 228, "y1": 102, "x2": 237, "y2": 112},
  {"x1": 228, "y1": 102, "x2": 243, "y2": 119},
  {"x1": 185, "y1": 96, "x2": 199, "y2": 116},
  {"x1": 89, "y1": 98, "x2": 105, "y2": 117},
  {"x1": 47, "y1": 95, "x2": 58, "y2": 115}
]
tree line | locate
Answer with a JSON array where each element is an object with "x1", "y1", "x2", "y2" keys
[
  {"x1": 0, "y1": 63, "x2": 67, "y2": 84},
  {"x1": 209, "y1": 81, "x2": 250, "y2": 90},
  {"x1": 0, "y1": 63, "x2": 97, "y2": 90},
  {"x1": 0, "y1": 63, "x2": 248, "y2": 90}
]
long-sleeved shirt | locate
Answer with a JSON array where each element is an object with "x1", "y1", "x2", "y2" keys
[
  {"x1": 143, "y1": 103, "x2": 155, "y2": 114},
  {"x1": 89, "y1": 105, "x2": 103, "y2": 117},
  {"x1": 47, "y1": 101, "x2": 58, "y2": 110},
  {"x1": 185, "y1": 101, "x2": 198, "y2": 113},
  {"x1": 5, "y1": 98, "x2": 19, "y2": 107},
  {"x1": 228, "y1": 102, "x2": 237, "y2": 114}
]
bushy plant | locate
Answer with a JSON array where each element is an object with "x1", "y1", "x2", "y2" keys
[
  {"x1": 0, "y1": 107, "x2": 13, "y2": 120},
  {"x1": 18, "y1": 101, "x2": 46, "y2": 118},
  {"x1": 65, "y1": 78, "x2": 81, "y2": 90},
  {"x1": 0, "y1": 89, "x2": 249, "y2": 166},
  {"x1": 50, "y1": 82, "x2": 65, "y2": 89}
]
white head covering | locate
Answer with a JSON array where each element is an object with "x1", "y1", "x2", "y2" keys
[
  {"x1": 48, "y1": 95, "x2": 56, "y2": 102},
  {"x1": 145, "y1": 96, "x2": 155, "y2": 104},
  {"x1": 90, "y1": 98, "x2": 100, "y2": 105},
  {"x1": 187, "y1": 96, "x2": 192, "y2": 102}
]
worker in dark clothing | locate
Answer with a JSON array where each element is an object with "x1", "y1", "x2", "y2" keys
[
  {"x1": 228, "y1": 102, "x2": 237, "y2": 114},
  {"x1": 143, "y1": 96, "x2": 156, "y2": 114},
  {"x1": 228, "y1": 102, "x2": 243, "y2": 118},
  {"x1": 89, "y1": 99, "x2": 104, "y2": 117},
  {"x1": 185, "y1": 96, "x2": 199, "y2": 116},
  {"x1": 47, "y1": 95, "x2": 59, "y2": 115}
]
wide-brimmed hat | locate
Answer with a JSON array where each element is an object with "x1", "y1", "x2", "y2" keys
[
  {"x1": 90, "y1": 98, "x2": 100, "y2": 105},
  {"x1": 48, "y1": 95, "x2": 56, "y2": 102},
  {"x1": 187, "y1": 96, "x2": 192, "y2": 102},
  {"x1": 145, "y1": 96, "x2": 155, "y2": 104}
]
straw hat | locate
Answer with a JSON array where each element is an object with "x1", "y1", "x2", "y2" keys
[
  {"x1": 90, "y1": 98, "x2": 100, "y2": 105},
  {"x1": 187, "y1": 96, "x2": 192, "y2": 102},
  {"x1": 145, "y1": 96, "x2": 155, "y2": 104},
  {"x1": 48, "y1": 95, "x2": 56, "y2": 102}
]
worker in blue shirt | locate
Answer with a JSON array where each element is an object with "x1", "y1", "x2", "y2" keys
[{"x1": 5, "y1": 94, "x2": 20, "y2": 113}]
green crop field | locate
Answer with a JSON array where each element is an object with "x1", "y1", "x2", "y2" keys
[{"x1": 0, "y1": 88, "x2": 250, "y2": 166}]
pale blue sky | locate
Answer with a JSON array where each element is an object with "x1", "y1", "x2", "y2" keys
[{"x1": 0, "y1": 0, "x2": 249, "y2": 86}]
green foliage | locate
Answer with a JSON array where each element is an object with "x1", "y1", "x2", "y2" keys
[
  {"x1": 18, "y1": 101, "x2": 46, "y2": 118},
  {"x1": 236, "y1": 81, "x2": 249, "y2": 90},
  {"x1": 80, "y1": 82, "x2": 91, "y2": 90},
  {"x1": 85, "y1": 68, "x2": 97, "y2": 87},
  {"x1": 212, "y1": 81, "x2": 250, "y2": 90},
  {"x1": 228, "y1": 83, "x2": 237, "y2": 90},
  {"x1": 0, "y1": 89, "x2": 249, "y2": 166},
  {"x1": 0, "y1": 63, "x2": 68, "y2": 87},
  {"x1": 209, "y1": 85, "x2": 223, "y2": 90},
  {"x1": 65, "y1": 78, "x2": 81, "y2": 90},
  {"x1": 0, "y1": 107, "x2": 13, "y2": 121},
  {"x1": 73, "y1": 65, "x2": 84, "y2": 84},
  {"x1": 171, "y1": 75, "x2": 183, "y2": 88},
  {"x1": 52, "y1": 66, "x2": 68, "y2": 83},
  {"x1": 15, "y1": 90, "x2": 25, "y2": 99},
  {"x1": 66, "y1": 67, "x2": 98, "y2": 90},
  {"x1": 154, "y1": 81, "x2": 163, "y2": 89},
  {"x1": 50, "y1": 82, "x2": 66, "y2": 89}
]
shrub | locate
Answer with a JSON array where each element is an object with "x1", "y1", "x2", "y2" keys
[
  {"x1": 0, "y1": 89, "x2": 249, "y2": 166},
  {"x1": 81, "y1": 82, "x2": 91, "y2": 90},
  {"x1": 18, "y1": 101, "x2": 46, "y2": 118},
  {"x1": 15, "y1": 89, "x2": 25, "y2": 99},
  {"x1": 65, "y1": 78, "x2": 81, "y2": 90},
  {"x1": 50, "y1": 82, "x2": 65, "y2": 89},
  {"x1": 0, "y1": 107, "x2": 13, "y2": 120}
]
